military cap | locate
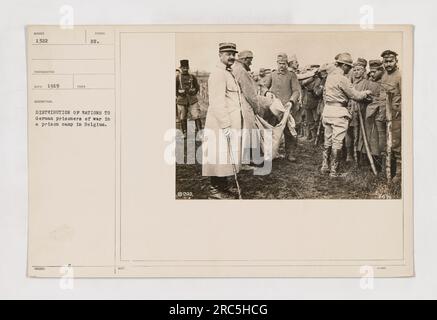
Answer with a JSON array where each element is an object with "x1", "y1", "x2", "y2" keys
[
  {"x1": 277, "y1": 52, "x2": 288, "y2": 62},
  {"x1": 353, "y1": 57, "x2": 367, "y2": 68},
  {"x1": 369, "y1": 59, "x2": 383, "y2": 71},
  {"x1": 238, "y1": 50, "x2": 254, "y2": 59},
  {"x1": 180, "y1": 59, "x2": 189, "y2": 68},
  {"x1": 219, "y1": 42, "x2": 238, "y2": 53},
  {"x1": 335, "y1": 52, "x2": 353, "y2": 66},
  {"x1": 381, "y1": 50, "x2": 398, "y2": 58}
]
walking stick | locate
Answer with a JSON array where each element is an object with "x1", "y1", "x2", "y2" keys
[
  {"x1": 226, "y1": 135, "x2": 243, "y2": 200},
  {"x1": 385, "y1": 92, "x2": 394, "y2": 182},
  {"x1": 357, "y1": 106, "x2": 378, "y2": 176}
]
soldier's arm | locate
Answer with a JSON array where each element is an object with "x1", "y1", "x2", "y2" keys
[
  {"x1": 340, "y1": 77, "x2": 368, "y2": 101},
  {"x1": 289, "y1": 72, "x2": 301, "y2": 105},
  {"x1": 208, "y1": 72, "x2": 231, "y2": 128}
]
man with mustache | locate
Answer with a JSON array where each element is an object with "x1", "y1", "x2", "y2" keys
[
  {"x1": 202, "y1": 42, "x2": 243, "y2": 199},
  {"x1": 379, "y1": 50, "x2": 402, "y2": 182}
]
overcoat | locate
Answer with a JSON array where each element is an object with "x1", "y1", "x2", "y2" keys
[{"x1": 202, "y1": 63, "x2": 243, "y2": 177}]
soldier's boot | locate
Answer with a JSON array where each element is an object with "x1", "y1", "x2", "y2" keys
[
  {"x1": 373, "y1": 155, "x2": 382, "y2": 173},
  {"x1": 380, "y1": 153, "x2": 387, "y2": 176},
  {"x1": 329, "y1": 148, "x2": 341, "y2": 178},
  {"x1": 306, "y1": 124, "x2": 314, "y2": 141},
  {"x1": 321, "y1": 146, "x2": 331, "y2": 174},
  {"x1": 392, "y1": 159, "x2": 402, "y2": 183},
  {"x1": 297, "y1": 124, "x2": 304, "y2": 138},
  {"x1": 345, "y1": 147, "x2": 354, "y2": 163}
]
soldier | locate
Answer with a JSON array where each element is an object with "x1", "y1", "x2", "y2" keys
[
  {"x1": 321, "y1": 53, "x2": 372, "y2": 177},
  {"x1": 264, "y1": 53, "x2": 301, "y2": 162},
  {"x1": 176, "y1": 59, "x2": 202, "y2": 138},
  {"x1": 257, "y1": 68, "x2": 271, "y2": 96},
  {"x1": 232, "y1": 50, "x2": 273, "y2": 168},
  {"x1": 202, "y1": 42, "x2": 242, "y2": 199},
  {"x1": 379, "y1": 50, "x2": 402, "y2": 182}
]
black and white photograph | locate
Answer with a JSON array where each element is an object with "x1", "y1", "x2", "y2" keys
[{"x1": 175, "y1": 32, "x2": 403, "y2": 200}]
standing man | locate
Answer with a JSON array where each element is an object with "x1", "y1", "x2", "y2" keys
[
  {"x1": 176, "y1": 59, "x2": 202, "y2": 138},
  {"x1": 368, "y1": 59, "x2": 384, "y2": 82},
  {"x1": 379, "y1": 50, "x2": 402, "y2": 181},
  {"x1": 368, "y1": 59, "x2": 387, "y2": 162},
  {"x1": 257, "y1": 68, "x2": 271, "y2": 96},
  {"x1": 232, "y1": 50, "x2": 273, "y2": 167},
  {"x1": 321, "y1": 53, "x2": 372, "y2": 177},
  {"x1": 264, "y1": 53, "x2": 301, "y2": 162},
  {"x1": 202, "y1": 43, "x2": 242, "y2": 199}
]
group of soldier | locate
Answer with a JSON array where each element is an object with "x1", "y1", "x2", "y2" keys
[{"x1": 176, "y1": 42, "x2": 402, "y2": 199}]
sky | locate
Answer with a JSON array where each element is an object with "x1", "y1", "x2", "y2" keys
[{"x1": 176, "y1": 31, "x2": 403, "y2": 73}]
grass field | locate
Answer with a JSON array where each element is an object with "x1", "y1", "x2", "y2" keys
[{"x1": 176, "y1": 137, "x2": 401, "y2": 200}]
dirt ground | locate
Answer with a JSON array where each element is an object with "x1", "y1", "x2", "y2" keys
[{"x1": 176, "y1": 137, "x2": 401, "y2": 200}]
